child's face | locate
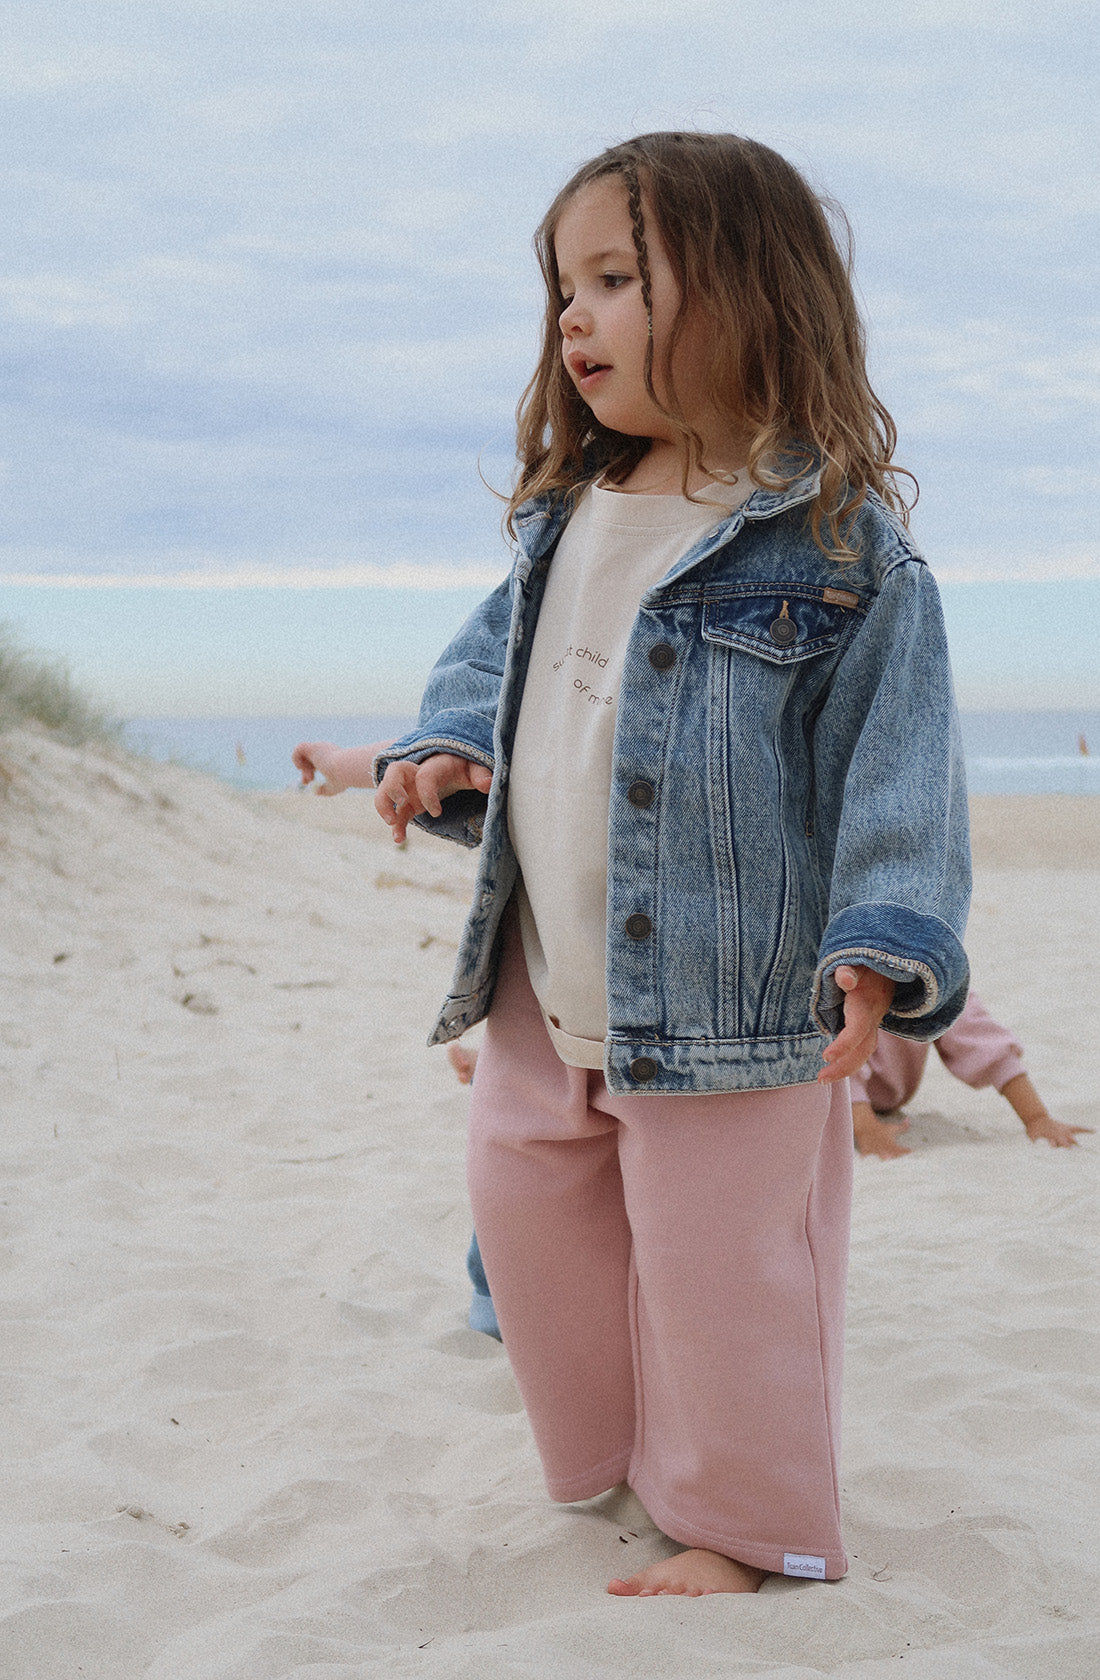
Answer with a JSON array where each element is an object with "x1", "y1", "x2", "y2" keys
[{"x1": 554, "y1": 177, "x2": 711, "y2": 450}]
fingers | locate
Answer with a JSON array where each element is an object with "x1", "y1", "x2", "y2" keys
[
  {"x1": 857, "y1": 1129, "x2": 912, "y2": 1160},
  {"x1": 293, "y1": 740, "x2": 344, "y2": 793},
  {"x1": 292, "y1": 742, "x2": 319, "y2": 785},
  {"x1": 374, "y1": 762, "x2": 421, "y2": 842},
  {"x1": 819, "y1": 964, "x2": 896, "y2": 1084},
  {"x1": 1026, "y1": 1117, "x2": 1093, "y2": 1148},
  {"x1": 374, "y1": 754, "x2": 493, "y2": 842},
  {"x1": 819, "y1": 1018, "x2": 880, "y2": 1083},
  {"x1": 414, "y1": 757, "x2": 450, "y2": 820}
]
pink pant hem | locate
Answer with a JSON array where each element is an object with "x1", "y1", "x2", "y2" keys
[
  {"x1": 629, "y1": 1465, "x2": 848, "y2": 1581},
  {"x1": 546, "y1": 1452, "x2": 632, "y2": 1506}
]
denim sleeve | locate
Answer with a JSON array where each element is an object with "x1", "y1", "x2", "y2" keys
[
  {"x1": 372, "y1": 572, "x2": 513, "y2": 848},
  {"x1": 810, "y1": 559, "x2": 971, "y2": 1041}
]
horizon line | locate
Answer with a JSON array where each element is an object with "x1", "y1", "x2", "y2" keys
[
  {"x1": 0, "y1": 564, "x2": 510, "y2": 590},
  {"x1": 2, "y1": 563, "x2": 1100, "y2": 589}
]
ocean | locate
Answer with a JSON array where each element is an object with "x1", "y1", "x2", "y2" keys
[{"x1": 120, "y1": 710, "x2": 1100, "y2": 797}]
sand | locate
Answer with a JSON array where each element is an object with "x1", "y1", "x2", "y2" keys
[{"x1": 0, "y1": 723, "x2": 1097, "y2": 1680}]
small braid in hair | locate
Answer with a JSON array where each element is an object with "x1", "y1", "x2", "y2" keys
[{"x1": 621, "y1": 163, "x2": 657, "y2": 398}]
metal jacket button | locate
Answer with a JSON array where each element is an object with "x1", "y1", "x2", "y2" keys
[
  {"x1": 627, "y1": 780, "x2": 655, "y2": 808},
  {"x1": 769, "y1": 601, "x2": 798, "y2": 646},
  {"x1": 629, "y1": 1056, "x2": 658, "y2": 1083},
  {"x1": 648, "y1": 642, "x2": 675, "y2": 670},
  {"x1": 625, "y1": 913, "x2": 652, "y2": 939}
]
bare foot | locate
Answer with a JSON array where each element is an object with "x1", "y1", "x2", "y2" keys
[
  {"x1": 607, "y1": 1547, "x2": 767, "y2": 1596},
  {"x1": 447, "y1": 1043, "x2": 478, "y2": 1086},
  {"x1": 852, "y1": 1101, "x2": 911, "y2": 1159}
]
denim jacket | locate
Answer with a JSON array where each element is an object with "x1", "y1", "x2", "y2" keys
[{"x1": 377, "y1": 471, "x2": 971, "y2": 1094}]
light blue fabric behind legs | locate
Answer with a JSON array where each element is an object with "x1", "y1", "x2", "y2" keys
[{"x1": 466, "y1": 1231, "x2": 502, "y2": 1339}]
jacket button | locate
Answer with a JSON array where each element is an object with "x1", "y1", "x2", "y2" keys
[
  {"x1": 627, "y1": 780, "x2": 655, "y2": 808},
  {"x1": 625, "y1": 912, "x2": 652, "y2": 939},
  {"x1": 648, "y1": 642, "x2": 675, "y2": 670},
  {"x1": 769, "y1": 615, "x2": 798, "y2": 647},
  {"x1": 629, "y1": 1056, "x2": 658, "y2": 1083}
]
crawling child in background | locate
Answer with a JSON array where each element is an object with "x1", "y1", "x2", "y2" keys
[{"x1": 851, "y1": 989, "x2": 1092, "y2": 1158}]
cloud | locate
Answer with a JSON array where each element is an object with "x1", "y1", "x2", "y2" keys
[
  {"x1": 0, "y1": 0, "x2": 1097, "y2": 593},
  {"x1": 934, "y1": 546, "x2": 1100, "y2": 584},
  {"x1": 875, "y1": 317, "x2": 1100, "y2": 421},
  {"x1": 4, "y1": 548, "x2": 1097, "y2": 589},
  {"x1": 0, "y1": 44, "x2": 161, "y2": 97},
  {"x1": 0, "y1": 563, "x2": 508, "y2": 589}
]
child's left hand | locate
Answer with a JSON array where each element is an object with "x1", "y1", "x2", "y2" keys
[
  {"x1": 818, "y1": 965, "x2": 896, "y2": 1084},
  {"x1": 1022, "y1": 1113, "x2": 1094, "y2": 1148}
]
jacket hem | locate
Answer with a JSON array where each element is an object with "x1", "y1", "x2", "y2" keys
[{"x1": 603, "y1": 1033, "x2": 827, "y2": 1095}]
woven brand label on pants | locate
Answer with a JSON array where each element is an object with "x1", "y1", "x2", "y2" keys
[{"x1": 783, "y1": 1552, "x2": 827, "y2": 1579}]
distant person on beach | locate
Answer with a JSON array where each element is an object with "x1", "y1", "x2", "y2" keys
[
  {"x1": 852, "y1": 990, "x2": 1092, "y2": 1158},
  {"x1": 296, "y1": 133, "x2": 971, "y2": 1597}
]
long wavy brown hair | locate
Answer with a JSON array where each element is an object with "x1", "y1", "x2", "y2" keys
[{"x1": 509, "y1": 132, "x2": 914, "y2": 559}]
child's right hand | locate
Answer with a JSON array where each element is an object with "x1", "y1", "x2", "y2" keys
[{"x1": 374, "y1": 753, "x2": 493, "y2": 843}]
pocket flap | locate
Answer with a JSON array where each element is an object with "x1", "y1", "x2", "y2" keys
[{"x1": 702, "y1": 585, "x2": 862, "y2": 665}]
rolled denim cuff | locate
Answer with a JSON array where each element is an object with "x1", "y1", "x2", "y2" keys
[{"x1": 813, "y1": 902, "x2": 970, "y2": 1042}]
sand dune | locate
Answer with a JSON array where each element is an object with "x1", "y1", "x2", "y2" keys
[{"x1": 0, "y1": 724, "x2": 1096, "y2": 1679}]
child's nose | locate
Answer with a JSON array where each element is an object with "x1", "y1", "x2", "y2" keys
[{"x1": 559, "y1": 297, "x2": 588, "y2": 335}]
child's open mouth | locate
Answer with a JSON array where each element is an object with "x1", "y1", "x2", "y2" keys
[{"x1": 573, "y1": 358, "x2": 610, "y2": 390}]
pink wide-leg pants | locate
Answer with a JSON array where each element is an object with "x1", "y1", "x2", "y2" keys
[{"x1": 467, "y1": 918, "x2": 853, "y2": 1580}]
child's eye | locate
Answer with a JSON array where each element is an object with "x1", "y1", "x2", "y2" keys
[{"x1": 601, "y1": 273, "x2": 630, "y2": 290}]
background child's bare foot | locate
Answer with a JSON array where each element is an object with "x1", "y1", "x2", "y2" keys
[
  {"x1": 447, "y1": 1043, "x2": 478, "y2": 1085},
  {"x1": 607, "y1": 1547, "x2": 767, "y2": 1596},
  {"x1": 852, "y1": 1100, "x2": 911, "y2": 1159}
]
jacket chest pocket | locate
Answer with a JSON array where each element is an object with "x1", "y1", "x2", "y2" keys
[{"x1": 701, "y1": 586, "x2": 862, "y2": 665}]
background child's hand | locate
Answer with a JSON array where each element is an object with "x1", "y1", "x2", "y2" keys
[
  {"x1": 1023, "y1": 1113, "x2": 1093, "y2": 1147},
  {"x1": 374, "y1": 753, "x2": 493, "y2": 843},
  {"x1": 819, "y1": 965, "x2": 896, "y2": 1084},
  {"x1": 852, "y1": 1099, "x2": 912, "y2": 1159},
  {"x1": 998, "y1": 1071, "x2": 1093, "y2": 1148},
  {"x1": 294, "y1": 740, "x2": 347, "y2": 794},
  {"x1": 293, "y1": 740, "x2": 391, "y2": 795}
]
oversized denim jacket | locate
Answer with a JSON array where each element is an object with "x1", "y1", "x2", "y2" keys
[{"x1": 377, "y1": 469, "x2": 971, "y2": 1095}]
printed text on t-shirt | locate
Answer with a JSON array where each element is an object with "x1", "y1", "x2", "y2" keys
[{"x1": 552, "y1": 644, "x2": 614, "y2": 707}]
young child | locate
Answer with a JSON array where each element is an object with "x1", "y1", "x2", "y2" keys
[
  {"x1": 852, "y1": 989, "x2": 1091, "y2": 1158},
  {"x1": 295, "y1": 133, "x2": 971, "y2": 1597}
]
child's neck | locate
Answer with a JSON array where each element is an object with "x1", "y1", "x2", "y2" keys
[{"x1": 615, "y1": 438, "x2": 748, "y2": 497}]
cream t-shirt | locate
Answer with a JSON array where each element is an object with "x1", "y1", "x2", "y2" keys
[{"x1": 508, "y1": 476, "x2": 753, "y2": 1067}]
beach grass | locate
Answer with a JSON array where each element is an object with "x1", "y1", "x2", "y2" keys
[{"x1": 0, "y1": 622, "x2": 117, "y2": 748}]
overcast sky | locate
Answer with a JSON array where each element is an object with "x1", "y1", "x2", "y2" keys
[{"x1": 0, "y1": 1, "x2": 1097, "y2": 710}]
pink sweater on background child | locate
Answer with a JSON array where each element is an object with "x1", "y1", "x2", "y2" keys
[{"x1": 850, "y1": 991, "x2": 1025, "y2": 1113}]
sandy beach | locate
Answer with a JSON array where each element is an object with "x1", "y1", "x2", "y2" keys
[{"x1": 0, "y1": 723, "x2": 1097, "y2": 1680}]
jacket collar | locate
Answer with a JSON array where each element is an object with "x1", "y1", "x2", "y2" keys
[{"x1": 512, "y1": 458, "x2": 824, "y2": 580}]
